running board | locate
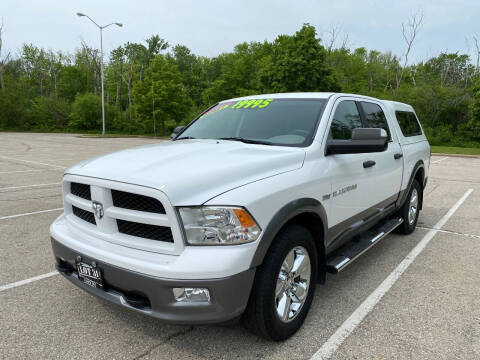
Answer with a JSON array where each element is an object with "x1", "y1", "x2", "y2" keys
[{"x1": 327, "y1": 217, "x2": 403, "y2": 274}]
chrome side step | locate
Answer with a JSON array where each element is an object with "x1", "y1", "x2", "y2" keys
[{"x1": 327, "y1": 217, "x2": 403, "y2": 274}]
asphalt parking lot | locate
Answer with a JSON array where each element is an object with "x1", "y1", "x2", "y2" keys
[{"x1": 1, "y1": 132, "x2": 479, "y2": 359}]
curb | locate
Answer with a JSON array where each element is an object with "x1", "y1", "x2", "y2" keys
[{"x1": 77, "y1": 135, "x2": 169, "y2": 140}]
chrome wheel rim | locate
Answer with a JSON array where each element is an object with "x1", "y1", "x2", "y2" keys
[
  {"x1": 275, "y1": 246, "x2": 311, "y2": 323},
  {"x1": 408, "y1": 188, "x2": 418, "y2": 225}
]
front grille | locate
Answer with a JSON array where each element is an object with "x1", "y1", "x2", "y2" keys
[
  {"x1": 117, "y1": 219, "x2": 173, "y2": 242},
  {"x1": 64, "y1": 176, "x2": 178, "y2": 252},
  {"x1": 72, "y1": 205, "x2": 96, "y2": 225},
  {"x1": 71, "y1": 182, "x2": 91, "y2": 200},
  {"x1": 112, "y1": 190, "x2": 165, "y2": 214}
]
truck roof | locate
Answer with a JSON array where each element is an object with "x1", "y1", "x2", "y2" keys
[
  {"x1": 222, "y1": 92, "x2": 336, "y2": 102},
  {"x1": 222, "y1": 93, "x2": 416, "y2": 113},
  {"x1": 381, "y1": 100, "x2": 415, "y2": 112},
  {"x1": 222, "y1": 92, "x2": 411, "y2": 106}
]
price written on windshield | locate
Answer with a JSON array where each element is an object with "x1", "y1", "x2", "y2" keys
[
  {"x1": 231, "y1": 99, "x2": 273, "y2": 109},
  {"x1": 200, "y1": 99, "x2": 273, "y2": 118}
]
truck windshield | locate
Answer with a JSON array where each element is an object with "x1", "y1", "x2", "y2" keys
[{"x1": 177, "y1": 98, "x2": 326, "y2": 147}]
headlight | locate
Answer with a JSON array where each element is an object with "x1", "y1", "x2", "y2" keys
[{"x1": 178, "y1": 206, "x2": 261, "y2": 245}]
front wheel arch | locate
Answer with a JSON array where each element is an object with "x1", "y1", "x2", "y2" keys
[{"x1": 250, "y1": 199, "x2": 327, "y2": 283}]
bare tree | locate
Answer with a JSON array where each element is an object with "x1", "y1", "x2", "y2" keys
[
  {"x1": 396, "y1": 11, "x2": 424, "y2": 90},
  {"x1": 326, "y1": 26, "x2": 340, "y2": 54},
  {"x1": 48, "y1": 50, "x2": 63, "y2": 99},
  {"x1": 80, "y1": 41, "x2": 101, "y2": 95},
  {"x1": 0, "y1": 20, "x2": 11, "y2": 94},
  {"x1": 340, "y1": 33, "x2": 350, "y2": 50},
  {"x1": 473, "y1": 36, "x2": 480, "y2": 74},
  {"x1": 411, "y1": 64, "x2": 417, "y2": 87},
  {"x1": 440, "y1": 58, "x2": 451, "y2": 88},
  {"x1": 324, "y1": 25, "x2": 351, "y2": 68}
]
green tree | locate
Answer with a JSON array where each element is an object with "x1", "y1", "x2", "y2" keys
[
  {"x1": 0, "y1": 82, "x2": 29, "y2": 129},
  {"x1": 27, "y1": 96, "x2": 70, "y2": 130},
  {"x1": 259, "y1": 24, "x2": 339, "y2": 93},
  {"x1": 57, "y1": 65, "x2": 87, "y2": 102},
  {"x1": 69, "y1": 93, "x2": 102, "y2": 130},
  {"x1": 133, "y1": 55, "x2": 189, "y2": 135},
  {"x1": 1, "y1": 24, "x2": 480, "y2": 145},
  {"x1": 468, "y1": 78, "x2": 480, "y2": 141},
  {"x1": 171, "y1": 44, "x2": 207, "y2": 107}
]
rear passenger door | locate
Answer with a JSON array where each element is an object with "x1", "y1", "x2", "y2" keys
[{"x1": 358, "y1": 101, "x2": 403, "y2": 207}]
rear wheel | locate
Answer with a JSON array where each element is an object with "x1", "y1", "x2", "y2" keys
[
  {"x1": 395, "y1": 179, "x2": 421, "y2": 234},
  {"x1": 242, "y1": 224, "x2": 317, "y2": 341}
]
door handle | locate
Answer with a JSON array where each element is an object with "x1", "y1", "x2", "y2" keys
[
  {"x1": 363, "y1": 160, "x2": 376, "y2": 168},
  {"x1": 394, "y1": 153, "x2": 403, "y2": 160}
]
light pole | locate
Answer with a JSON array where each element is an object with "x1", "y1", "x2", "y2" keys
[{"x1": 77, "y1": 13, "x2": 122, "y2": 135}]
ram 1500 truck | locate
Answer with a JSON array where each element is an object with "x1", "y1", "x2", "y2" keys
[{"x1": 50, "y1": 93, "x2": 430, "y2": 340}]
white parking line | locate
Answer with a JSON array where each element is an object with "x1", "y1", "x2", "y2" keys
[
  {"x1": 0, "y1": 182, "x2": 61, "y2": 191},
  {"x1": 0, "y1": 208, "x2": 63, "y2": 221},
  {"x1": 431, "y1": 156, "x2": 448, "y2": 164},
  {"x1": 311, "y1": 188, "x2": 473, "y2": 360},
  {"x1": 0, "y1": 155, "x2": 66, "y2": 169},
  {"x1": 0, "y1": 271, "x2": 58, "y2": 292}
]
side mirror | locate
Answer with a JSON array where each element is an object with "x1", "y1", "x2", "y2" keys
[
  {"x1": 170, "y1": 126, "x2": 185, "y2": 139},
  {"x1": 326, "y1": 128, "x2": 387, "y2": 155}
]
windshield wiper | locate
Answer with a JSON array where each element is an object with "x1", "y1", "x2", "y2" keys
[
  {"x1": 175, "y1": 136, "x2": 196, "y2": 140},
  {"x1": 218, "y1": 137, "x2": 274, "y2": 145}
]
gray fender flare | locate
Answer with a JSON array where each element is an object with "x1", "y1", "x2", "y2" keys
[
  {"x1": 250, "y1": 198, "x2": 328, "y2": 269},
  {"x1": 397, "y1": 160, "x2": 425, "y2": 209}
]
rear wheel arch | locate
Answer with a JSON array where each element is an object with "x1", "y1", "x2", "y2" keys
[
  {"x1": 413, "y1": 166, "x2": 425, "y2": 210},
  {"x1": 398, "y1": 160, "x2": 425, "y2": 210}
]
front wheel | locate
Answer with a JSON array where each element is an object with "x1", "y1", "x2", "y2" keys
[{"x1": 242, "y1": 224, "x2": 317, "y2": 341}]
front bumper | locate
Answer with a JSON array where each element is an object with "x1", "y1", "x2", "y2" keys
[{"x1": 51, "y1": 237, "x2": 255, "y2": 324}]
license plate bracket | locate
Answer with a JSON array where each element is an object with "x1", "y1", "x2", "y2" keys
[{"x1": 76, "y1": 259, "x2": 104, "y2": 289}]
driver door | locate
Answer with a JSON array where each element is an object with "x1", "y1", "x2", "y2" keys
[{"x1": 325, "y1": 98, "x2": 379, "y2": 242}]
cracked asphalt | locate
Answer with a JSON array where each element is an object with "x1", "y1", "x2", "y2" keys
[{"x1": 1, "y1": 132, "x2": 479, "y2": 359}]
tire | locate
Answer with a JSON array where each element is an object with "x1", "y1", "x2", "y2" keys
[
  {"x1": 242, "y1": 224, "x2": 317, "y2": 341},
  {"x1": 395, "y1": 179, "x2": 421, "y2": 234}
]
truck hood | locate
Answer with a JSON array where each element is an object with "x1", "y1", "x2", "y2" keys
[{"x1": 66, "y1": 139, "x2": 305, "y2": 205}]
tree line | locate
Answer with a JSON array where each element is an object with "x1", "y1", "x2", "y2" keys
[{"x1": 0, "y1": 21, "x2": 480, "y2": 147}]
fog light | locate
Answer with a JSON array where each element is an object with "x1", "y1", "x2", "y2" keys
[{"x1": 172, "y1": 288, "x2": 210, "y2": 302}]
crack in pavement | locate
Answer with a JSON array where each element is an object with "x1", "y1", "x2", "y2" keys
[
  {"x1": 417, "y1": 226, "x2": 480, "y2": 239},
  {"x1": 132, "y1": 326, "x2": 196, "y2": 360},
  {"x1": 425, "y1": 184, "x2": 440, "y2": 197},
  {"x1": 21, "y1": 142, "x2": 32, "y2": 153}
]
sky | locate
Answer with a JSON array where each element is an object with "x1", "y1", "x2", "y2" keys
[{"x1": 1, "y1": 0, "x2": 479, "y2": 63}]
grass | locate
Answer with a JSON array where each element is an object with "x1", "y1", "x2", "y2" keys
[{"x1": 431, "y1": 145, "x2": 480, "y2": 156}]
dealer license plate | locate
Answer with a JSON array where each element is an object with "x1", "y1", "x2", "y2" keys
[{"x1": 76, "y1": 260, "x2": 104, "y2": 289}]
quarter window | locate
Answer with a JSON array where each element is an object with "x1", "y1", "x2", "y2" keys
[
  {"x1": 360, "y1": 102, "x2": 391, "y2": 140},
  {"x1": 330, "y1": 100, "x2": 362, "y2": 140},
  {"x1": 395, "y1": 111, "x2": 422, "y2": 137}
]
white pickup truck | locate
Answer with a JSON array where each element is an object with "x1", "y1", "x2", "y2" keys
[{"x1": 50, "y1": 93, "x2": 430, "y2": 340}]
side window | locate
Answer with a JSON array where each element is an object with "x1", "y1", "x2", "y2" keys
[
  {"x1": 360, "y1": 102, "x2": 391, "y2": 141},
  {"x1": 396, "y1": 111, "x2": 422, "y2": 137},
  {"x1": 330, "y1": 100, "x2": 362, "y2": 140}
]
